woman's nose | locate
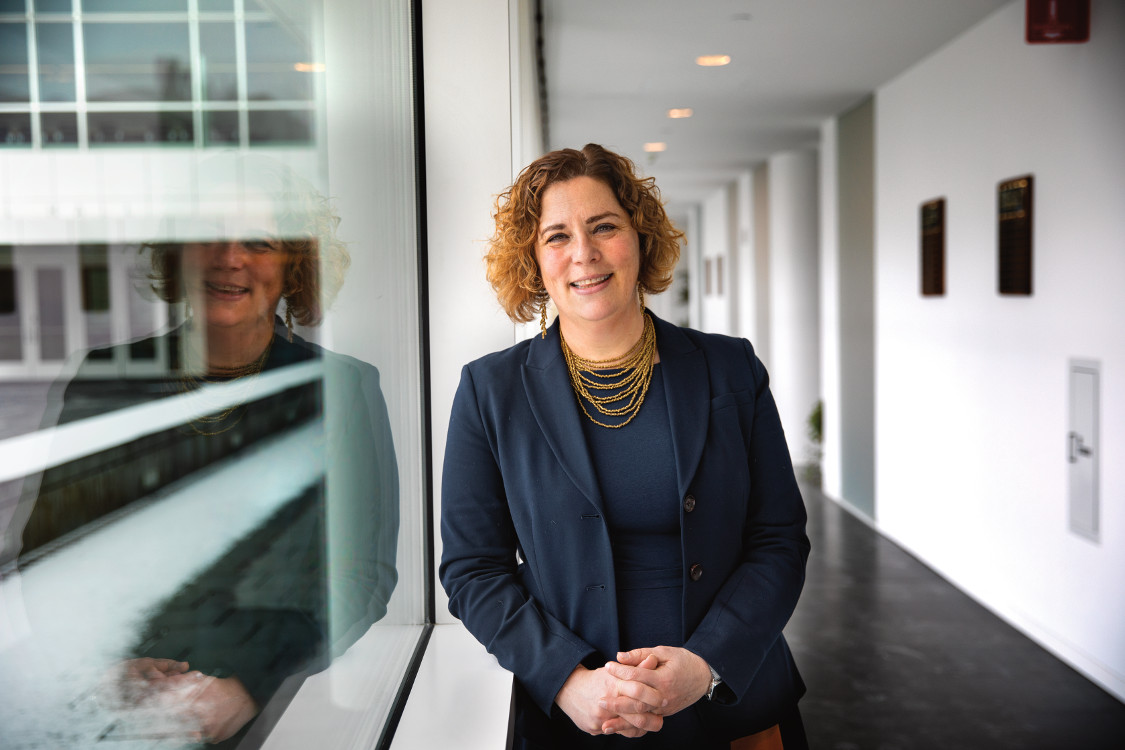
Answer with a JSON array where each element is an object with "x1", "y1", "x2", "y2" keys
[
  {"x1": 211, "y1": 240, "x2": 247, "y2": 268},
  {"x1": 572, "y1": 232, "x2": 600, "y2": 264}
]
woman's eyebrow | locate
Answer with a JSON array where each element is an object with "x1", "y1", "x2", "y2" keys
[{"x1": 584, "y1": 212, "x2": 619, "y2": 225}]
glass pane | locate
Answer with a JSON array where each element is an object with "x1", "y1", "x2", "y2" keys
[
  {"x1": 80, "y1": 244, "x2": 110, "y2": 312},
  {"x1": 1, "y1": 112, "x2": 31, "y2": 146},
  {"x1": 88, "y1": 110, "x2": 193, "y2": 145},
  {"x1": 79, "y1": 245, "x2": 112, "y2": 350},
  {"x1": 203, "y1": 109, "x2": 239, "y2": 145},
  {"x1": 245, "y1": 21, "x2": 313, "y2": 101},
  {"x1": 83, "y1": 0, "x2": 186, "y2": 11},
  {"x1": 0, "y1": 0, "x2": 25, "y2": 13},
  {"x1": 83, "y1": 22, "x2": 191, "y2": 102},
  {"x1": 36, "y1": 267, "x2": 66, "y2": 360},
  {"x1": 248, "y1": 109, "x2": 311, "y2": 145},
  {"x1": 40, "y1": 111, "x2": 77, "y2": 145},
  {"x1": 0, "y1": 246, "x2": 20, "y2": 360},
  {"x1": 36, "y1": 0, "x2": 71, "y2": 13},
  {"x1": 0, "y1": 1, "x2": 425, "y2": 747},
  {"x1": 36, "y1": 22, "x2": 76, "y2": 102},
  {"x1": 0, "y1": 23, "x2": 29, "y2": 102},
  {"x1": 199, "y1": 21, "x2": 237, "y2": 101},
  {"x1": 197, "y1": 0, "x2": 233, "y2": 11}
]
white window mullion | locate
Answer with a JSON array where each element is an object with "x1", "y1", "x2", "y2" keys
[
  {"x1": 26, "y1": 1, "x2": 42, "y2": 148},
  {"x1": 73, "y1": 0, "x2": 88, "y2": 149},
  {"x1": 234, "y1": 0, "x2": 248, "y2": 149}
]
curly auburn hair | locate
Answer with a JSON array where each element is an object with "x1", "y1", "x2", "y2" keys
[
  {"x1": 486, "y1": 143, "x2": 684, "y2": 323},
  {"x1": 146, "y1": 155, "x2": 349, "y2": 327}
]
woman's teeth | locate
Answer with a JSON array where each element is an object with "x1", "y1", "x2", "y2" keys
[
  {"x1": 207, "y1": 282, "x2": 248, "y2": 293},
  {"x1": 572, "y1": 274, "x2": 611, "y2": 288}
]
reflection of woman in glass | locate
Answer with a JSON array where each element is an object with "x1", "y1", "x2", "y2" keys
[{"x1": 19, "y1": 156, "x2": 398, "y2": 747}]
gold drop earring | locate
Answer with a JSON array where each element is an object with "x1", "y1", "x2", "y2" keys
[{"x1": 540, "y1": 297, "x2": 548, "y2": 339}]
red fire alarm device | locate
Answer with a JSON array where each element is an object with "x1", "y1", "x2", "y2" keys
[{"x1": 1026, "y1": 0, "x2": 1090, "y2": 43}]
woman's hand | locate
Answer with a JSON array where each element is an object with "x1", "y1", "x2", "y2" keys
[
  {"x1": 164, "y1": 672, "x2": 258, "y2": 743},
  {"x1": 605, "y1": 646, "x2": 712, "y2": 718},
  {"x1": 555, "y1": 656, "x2": 664, "y2": 737},
  {"x1": 103, "y1": 660, "x2": 258, "y2": 743},
  {"x1": 103, "y1": 658, "x2": 190, "y2": 708}
]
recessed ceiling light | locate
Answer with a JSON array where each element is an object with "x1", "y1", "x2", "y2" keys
[
  {"x1": 695, "y1": 55, "x2": 731, "y2": 67},
  {"x1": 294, "y1": 62, "x2": 326, "y2": 72},
  {"x1": 668, "y1": 108, "x2": 694, "y2": 119},
  {"x1": 644, "y1": 142, "x2": 667, "y2": 153}
]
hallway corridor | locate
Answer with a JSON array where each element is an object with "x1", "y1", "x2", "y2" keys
[{"x1": 786, "y1": 486, "x2": 1125, "y2": 749}]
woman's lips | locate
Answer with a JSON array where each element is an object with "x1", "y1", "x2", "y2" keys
[{"x1": 570, "y1": 273, "x2": 612, "y2": 293}]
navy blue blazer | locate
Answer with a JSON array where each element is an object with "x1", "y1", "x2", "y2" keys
[{"x1": 440, "y1": 313, "x2": 809, "y2": 740}]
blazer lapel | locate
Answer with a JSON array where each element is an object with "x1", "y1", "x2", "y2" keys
[
  {"x1": 653, "y1": 315, "x2": 710, "y2": 498},
  {"x1": 522, "y1": 321, "x2": 605, "y2": 514}
]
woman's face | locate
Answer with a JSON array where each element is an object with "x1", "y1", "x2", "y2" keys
[
  {"x1": 534, "y1": 176, "x2": 641, "y2": 334},
  {"x1": 181, "y1": 202, "x2": 288, "y2": 335}
]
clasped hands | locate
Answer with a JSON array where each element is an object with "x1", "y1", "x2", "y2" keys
[
  {"x1": 555, "y1": 645, "x2": 713, "y2": 738},
  {"x1": 100, "y1": 657, "x2": 258, "y2": 744}
]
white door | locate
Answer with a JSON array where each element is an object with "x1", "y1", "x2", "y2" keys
[
  {"x1": 1068, "y1": 360, "x2": 1099, "y2": 542},
  {"x1": 0, "y1": 246, "x2": 82, "y2": 380}
]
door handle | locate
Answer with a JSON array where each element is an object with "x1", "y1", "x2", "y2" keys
[{"x1": 1069, "y1": 431, "x2": 1092, "y2": 463}]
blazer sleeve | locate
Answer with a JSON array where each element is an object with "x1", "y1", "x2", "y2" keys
[
  {"x1": 683, "y1": 341, "x2": 810, "y2": 705},
  {"x1": 439, "y1": 365, "x2": 598, "y2": 714}
]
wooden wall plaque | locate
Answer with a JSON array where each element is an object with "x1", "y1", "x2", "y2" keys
[
  {"x1": 921, "y1": 198, "x2": 945, "y2": 296},
  {"x1": 1026, "y1": 0, "x2": 1090, "y2": 44},
  {"x1": 998, "y1": 175, "x2": 1033, "y2": 296}
]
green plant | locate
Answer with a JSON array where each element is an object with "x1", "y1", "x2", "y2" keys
[{"x1": 807, "y1": 399, "x2": 823, "y2": 445}]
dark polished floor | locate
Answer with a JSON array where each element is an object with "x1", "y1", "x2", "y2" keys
[{"x1": 784, "y1": 484, "x2": 1125, "y2": 750}]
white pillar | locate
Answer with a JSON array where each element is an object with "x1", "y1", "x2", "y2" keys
[{"x1": 767, "y1": 148, "x2": 820, "y2": 466}]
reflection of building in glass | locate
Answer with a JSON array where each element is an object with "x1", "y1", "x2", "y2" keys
[{"x1": 0, "y1": 0, "x2": 316, "y2": 148}]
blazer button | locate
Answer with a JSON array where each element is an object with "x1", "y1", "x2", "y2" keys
[
  {"x1": 683, "y1": 494, "x2": 696, "y2": 512},
  {"x1": 689, "y1": 563, "x2": 703, "y2": 581}
]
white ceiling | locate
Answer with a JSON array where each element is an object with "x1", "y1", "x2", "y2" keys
[{"x1": 541, "y1": 0, "x2": 1011, "y2": 207}]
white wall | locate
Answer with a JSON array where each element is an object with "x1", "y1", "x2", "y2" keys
[
  {"x1": 734, "y1": 170, "x2": 756, "y2": 342},
  {"x1": 875, "y1": 0, "x2": 1125, "y2": 700},
  {"x1": 751, "y1": 164, "x2": 771, "y2": 364},
  {"x1": 836, "y1": 98, "x2": 877, "y2": 518},
  {"x1": 768, "y1": 149, "x2": 820, "y2": 464},
  {"x1": 423, "y1": 0, "x2": 522, "y2": 623},
  {"x1": 818, "y1": 118, "x2": 842, "y2": 499}
]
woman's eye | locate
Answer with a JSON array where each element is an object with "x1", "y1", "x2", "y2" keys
[
  {"x1": 545, "y1": 232, "x2": 567, "y2": 244},
  {"x1": 593, "y1": 223, "x2": 616, "y2": 234},
  {"x1": 243, "y1": 239, "x2": 275, "y2": 252}
]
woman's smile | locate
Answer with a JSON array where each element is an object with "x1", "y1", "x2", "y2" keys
[
  {"x1": 570, "y1": 273, "x2": 613, "y2": 292},
  {"x1": 204, "y1": 280, "x2": 252, "y2": 300}
]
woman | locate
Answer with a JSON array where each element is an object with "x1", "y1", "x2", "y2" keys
[
  {"x1": 16, "y1": 156, "x2": 399, "y2": 747},
  {"x1": 440, "y1": 144, "x2": 810, "y2": 748}
]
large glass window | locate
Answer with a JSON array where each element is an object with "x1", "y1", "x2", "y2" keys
[{"x1": 0, "y1": 1, "x2": 428, "y2": 748}]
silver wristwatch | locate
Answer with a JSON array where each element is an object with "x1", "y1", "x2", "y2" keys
[{"x1": 706, "y1": 664, "x2": 722, "y2": 701}]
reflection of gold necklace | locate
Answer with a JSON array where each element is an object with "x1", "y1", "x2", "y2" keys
[
  {"x1": 177, "y1": 334, "x2": 274, "y2": 436},
  {"x1": 561, "y1": 314, "x2": 656, "y2": 429}
]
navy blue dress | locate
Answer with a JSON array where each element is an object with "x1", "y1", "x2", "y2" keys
[{"x1": 545, "y1": 364, "x2": 726, "y2": 749}]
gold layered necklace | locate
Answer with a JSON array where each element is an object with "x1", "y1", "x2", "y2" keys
[
  {"x1": 561, "y1": 313, "x2": 656, "y2": 429},
  {"x1": 176, "y1": 332, "x2": 275, "y2": 436}
]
